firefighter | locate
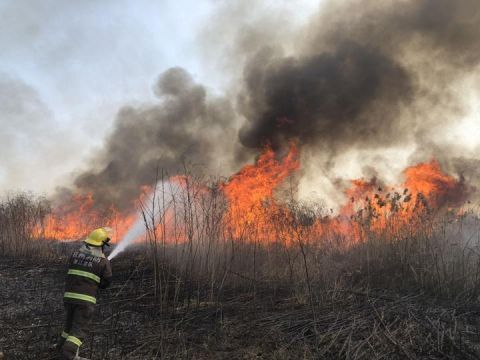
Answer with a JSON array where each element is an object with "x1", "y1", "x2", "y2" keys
[{"x1": 57, "y1": 227, "x2": 113, "y2": 360}]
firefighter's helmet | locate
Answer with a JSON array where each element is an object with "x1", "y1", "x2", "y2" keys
[{"x1": 85, "y1": 227, "x2": 112, "y2": 247}]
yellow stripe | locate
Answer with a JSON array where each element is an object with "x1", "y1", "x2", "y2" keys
[
  {"x1": 68, "y1": 269, "x2": 100, "y2": 283},
  {"x1": 66, "y1": 335, "x2": 82, "y2": 347},
  {"x1": 64, "y1": 292, "x2": 96, "y2": 304},
  {"x1": 61, "y1": 331, "x2": 69, "y2": 339}
]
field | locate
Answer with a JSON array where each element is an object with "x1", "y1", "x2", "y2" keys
[
  {"x1": 4, "y1": 0, "x2": 480, "y2": 357},
  {"x1": 3, "y1": 251, "x2": 480, "y2": 360},
  {"x1": 1, "y1": 189, "x2": 480, "y2": 359}
]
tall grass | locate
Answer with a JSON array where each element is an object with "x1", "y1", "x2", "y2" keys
[
  {"x1": 2, "y1": 177, "x2": 480, "y2": 305},
  {"x1": 135, "y1": 173, "x2": 480, "y2": 318},
  {"x1": 0, "y1": 192, "x2": 57, "y2": 259}
]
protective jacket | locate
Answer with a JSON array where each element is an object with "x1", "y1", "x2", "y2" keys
[
  {"x1": 64, "y1": 244, "x2": 112, "y2": 305},
  {"x1": 59, "y1": 243, "x2": 112, "y2": 359}
]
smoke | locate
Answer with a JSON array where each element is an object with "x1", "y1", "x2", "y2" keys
[
  {"x1": 0, "y1": 74, "x2": 81, "y2": 194},
  {"x1": 237, "y1": 0, "x2": 480, "y2": 154},
  {"x1": 238, "y1": 42, "x2": 413, "y2": 151},
  {"x1": 64, "y1": 0, "x2": 480, "y2": 211},
  {"x1": 67, "y1": 68, "x2": 242, "y2": 210},
  {"x1": 225, "y1": 0, "x2": 480, "y2": 205}
]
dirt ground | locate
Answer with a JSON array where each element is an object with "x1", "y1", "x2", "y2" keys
[{"x1": 2, "y1": 253, "x2": 480, "y2": 360}]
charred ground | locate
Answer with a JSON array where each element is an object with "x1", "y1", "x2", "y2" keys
[
  {"x1": 2, "y1": 172, "x2": 480, "y2": 360},
  {"x1": 2, "y1": 244, "x2": 480, "y2": 359}
]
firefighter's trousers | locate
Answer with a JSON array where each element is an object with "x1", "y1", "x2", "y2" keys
[{"x1": 58, "y1": 303, "x2": 94, "y2": 360}]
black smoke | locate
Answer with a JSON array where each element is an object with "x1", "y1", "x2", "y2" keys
[
  {"x1": 68, "y1": 68, "x2": 240, "y2": 210},
  {"x1": 64, "y1": 0, "x2": 480, "y2": 210},
  {"x1": 238, "y1": 42, "x2": 412, "y2": 150},
  {"x1": 237, "y1": 0, "x2": 480, "y2": 155}
]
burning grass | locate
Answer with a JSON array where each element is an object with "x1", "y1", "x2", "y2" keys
[
  {"x1": 0, "y1": 192, "x2": 55, "y2": 259},
  {"x1": 1, "y1": 147, "x2": 480, "y2": 358},
  {"x1": 2, "y1": 216, "x2": 480, "y2": 358}
]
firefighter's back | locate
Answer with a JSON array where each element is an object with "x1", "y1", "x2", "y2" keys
[
  {"x1": 58, "y1": 227, "x2": 112, "y2": 360},
  {"x1": 64, "y1": 244, "x2": 110, "y2": 305}
]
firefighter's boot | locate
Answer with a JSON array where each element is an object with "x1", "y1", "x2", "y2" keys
[{"x1": 73, "y1": 347, "x2": 90, "y2": 360}]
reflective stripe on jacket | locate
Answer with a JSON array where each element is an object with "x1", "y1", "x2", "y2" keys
[{"x1": 64, "y1": 244, "x2": 112, "y2": 305}]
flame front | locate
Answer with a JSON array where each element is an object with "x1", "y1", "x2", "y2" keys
[
  {"x1": 220, "y1": 143, "x2": 299, "y2": 239},
  {"x1": 39, "y1": 190, "x2": 148, "y2": 242},
  {"x1": 38, "y1": 145, "x2": 469, "y2": 247}
]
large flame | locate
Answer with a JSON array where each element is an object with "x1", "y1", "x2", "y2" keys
[
  {"x1": 341, "y1": 161, "x2": 468, "y2": 218},
  {"x1": 38, "y1": 145, "x2": 469, "y2": 247},
  {"x1": 220, "y1": 143, "x2": 299, "y2": 239},
  {"x1": 331, "y1": 160, "x2": 469, "y2": 240},
  {"x1": 39, "y1": 188, "x2": 151, "y2": 242}
]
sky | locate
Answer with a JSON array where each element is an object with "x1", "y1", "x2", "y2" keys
[
  {"x1": 1, "y1": 0, "x2": 478, "y2": 207},
  {"x1": 0, "y1": 0, "x2": 210, "y2": 195},
  {"x1": 0, "y1": 0, "x2": 320, "y2": 195}
]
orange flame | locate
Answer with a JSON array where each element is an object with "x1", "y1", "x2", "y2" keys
[
  {"x1": 220, "y1": 143, "x2": 299, "y2": 239},
  {"x1": 38, "y1": 145, "x2": 469, "y2": 248},
  {"x1": 39, "y1": 189, "x2": 149, "y2": 242},
  {"x1": 330, "y1": 160, "x2": 470, "y2": 240}
]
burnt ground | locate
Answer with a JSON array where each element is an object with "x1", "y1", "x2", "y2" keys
[{"x1": 2, "y1": 254, "x2": 480, "y2": 360}]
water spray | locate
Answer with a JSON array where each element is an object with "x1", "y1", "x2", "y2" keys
[
  {"x1": 107, "y1": 215, "x2": 145, "y2": 260},
  {"x1": 107, "y1": 180, "x2": 180, "y2": 260}
]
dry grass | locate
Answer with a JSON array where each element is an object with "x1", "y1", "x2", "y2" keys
[
  {"x1": 136, "y1": 174, "x2": 480, "y2": 305},
  {"x1": 2, "y1": 178, "x2": 480, "y2": 358},
  {"x1": 0, "y1": 192, "x2": 64, "y2": 260}
]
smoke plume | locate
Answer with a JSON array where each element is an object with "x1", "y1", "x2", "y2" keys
[
  {"x1": 0, "y1": 74, "x2": 81, "y2": 195},
  {"x1": 68, "y1": 68, "x2": 241, "y2": 210},
  {"x1": 65, "y1": 0, "x2": 480, "y2": 210},
  {"x1": 237, "y1": 0, "x2": 480, "y2": 154}
]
